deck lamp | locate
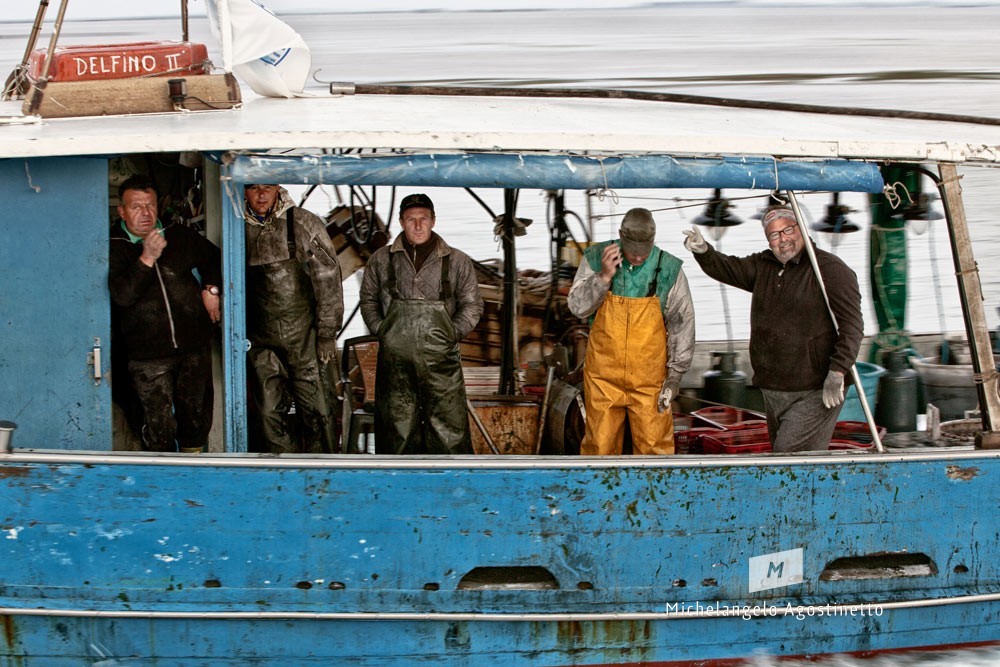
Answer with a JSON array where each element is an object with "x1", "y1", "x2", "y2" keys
[
  {"x1": 692, "y1": 188, "x2": 743, "y2": 241},
  {"x1": 750, "y1": 191, "x2": 790, "y2": 220},
  {"x1": 693, "y1": 188, "x2": 744, "y2": 353},
  {"x1": 893, "y1": 192, "x2": 943, "y2": 236},
  {"x1": 811, "y1": 192, "x2": 859, "y2": 234}
]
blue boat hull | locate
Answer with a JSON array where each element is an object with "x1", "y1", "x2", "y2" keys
[{"x1": 1, "y1": 453, "x2": 998, "y2": 664}]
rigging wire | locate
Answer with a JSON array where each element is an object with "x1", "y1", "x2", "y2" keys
[{"x1": 342, "y1": 83, "x2": 1000, "y2": 127}]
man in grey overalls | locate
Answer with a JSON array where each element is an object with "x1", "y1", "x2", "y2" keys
[
  {"x1": 244, "y1": 184, "x2": 344, "y2": 453},
  {"x1": 359, "y1": 193, "x2": 484, "y2": 454}
]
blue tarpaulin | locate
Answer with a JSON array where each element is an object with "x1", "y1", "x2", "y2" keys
[{"x1": 229, "y1": 153, "x2": 885, "y2": 193}]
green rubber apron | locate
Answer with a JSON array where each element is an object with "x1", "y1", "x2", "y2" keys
[{"x1": 374, "y1": 253, "x2": 472, "y2": 455}]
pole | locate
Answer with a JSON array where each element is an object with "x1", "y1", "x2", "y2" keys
[
  {"x1": 2, "y1": 0, "x2": 49, "y2": 100},
  {"x1": 181, "y1": 0, "x2": 190, "y2": 42},
  {"x1": 786, "y1": 191, "x2": 884, "y2": 453},
  {"x1": 498, "y1": 189, "x2": 519, "y2": 396},
  {"x1": 24, "y1": 0, "x2": 68, "y2": 114},
  {"x1": 936, "y1": 164, "x2": 1000, "y2": 447}
]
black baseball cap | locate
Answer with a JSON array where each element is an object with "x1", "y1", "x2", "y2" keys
[{"x1": 399, "y1": 193, "x2": 435, "y2": 216}]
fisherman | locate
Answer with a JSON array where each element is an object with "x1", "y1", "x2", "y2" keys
[
  {"x1": 683, "y1": 205, "x2": 863, "y2": 452},
  {"x1": 243, "y1": 184, "x2": 344, "y2": 454},
  {"x1": 568, "y1": 208, "x2": 695, "y2": 455},
  {"x1": 359, "y1": 193, "x2": 484, "y2": 455},
  {"x1": 109, "y1": 175, "x2": 221, "y2": 453}
]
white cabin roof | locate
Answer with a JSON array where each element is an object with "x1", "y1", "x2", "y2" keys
[{"x1": 3, "y1": 89, "x2": 1000, "y2": 164}]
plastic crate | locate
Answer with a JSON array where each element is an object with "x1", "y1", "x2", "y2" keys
[
  {"x1": 727, "y1": 419, "x2": 768, "y2": 431},
  {"x1": 829, "y1": 439, "x2": 874, "y2": 451},
  {"x1": 701, "y1": 427, "x2": 772, "y2": 454},
  {"x1": 674, "y1": 427, "x2": 722, "y2": 455},
  {"x1": 832, "y1": 421, "x2": 886, "y2": 445},
  {"x1": 692, "y1": 406, "x2": 766, "y2": 429},
  {"x1": 673, "y1": 413, "x2": 695, "y2": 431}
]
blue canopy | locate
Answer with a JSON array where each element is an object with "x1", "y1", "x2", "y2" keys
[{"x1": 229, "y1": 153, "x2": 885, "y2": 193}]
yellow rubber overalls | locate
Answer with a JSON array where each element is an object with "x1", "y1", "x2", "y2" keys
[{"x1": 582, "y1": 248, "x2": 674, "y2": 455}]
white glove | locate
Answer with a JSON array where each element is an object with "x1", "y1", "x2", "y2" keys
[
  {"x1": 682, "y1": 226, "x2": 708, "y2": 254},
  {"x1": 658, "y1": 377, "x2": 680, "y2": 414},
  {"x1": 822, "y1": 370, "x2": 845, "y2": 409}
]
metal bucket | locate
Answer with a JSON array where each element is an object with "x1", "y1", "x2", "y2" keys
[
  {"x1": 0, "y1": 421, "x2": 16, "y2": 452},
  {"x1": 909, "y1": 356, "x2": 997, "y2": 421}
]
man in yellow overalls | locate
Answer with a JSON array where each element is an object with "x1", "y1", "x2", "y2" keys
[{"x1": 568, "y1": 208, "x2": 695, "y2": 455}]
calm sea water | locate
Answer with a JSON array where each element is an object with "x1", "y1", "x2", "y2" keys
[{"x1": 2, "y1": 6, "x2": 999, "y2": 663}]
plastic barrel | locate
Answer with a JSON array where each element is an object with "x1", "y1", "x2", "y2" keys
[{"x1": 838, "y1": 362, "x2": 885, "y2": 422}]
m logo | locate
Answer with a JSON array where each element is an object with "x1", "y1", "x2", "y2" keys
[{"x1": 749, "y1": 548, "x2": 803, "y2": 593}]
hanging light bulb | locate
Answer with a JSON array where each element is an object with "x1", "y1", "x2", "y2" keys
[
  {"x1": 751, "y1": 191, "x2": 789, "y2": 220},
  {"x1": 892, "y1": 191, "x2": 943, "y2": 236},
  {"x1": 811, "y1": 192, "x2": 859, "y2": 234},
  {"x1": 692, "y1": 188, "x2": 743, "y2": 242}
]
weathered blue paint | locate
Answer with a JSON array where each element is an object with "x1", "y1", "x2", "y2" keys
[
  {"x1": 0, "y1": 157, "x2": 111, "y2": 450},
  {"x1": 0, "y1": 455, "x2": 997, "y2": 663},
  {"x1": 220, "y1": 175, "x2": 249, "y2": 453},
  {"x1": 230, "y1": 154, "x2": 886, "y2": 194},
  {"x1": 0, "y1": 150, "x2": 992, "y2": 664}
]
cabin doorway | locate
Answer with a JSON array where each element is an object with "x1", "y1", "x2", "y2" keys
[{"x1": 107, "y1": 153, "x2": 225, "y2": 452}]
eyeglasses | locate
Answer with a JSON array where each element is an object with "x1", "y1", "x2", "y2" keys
[{"x1": 766, "y1": 224, "x2": 798, "y2": 242}]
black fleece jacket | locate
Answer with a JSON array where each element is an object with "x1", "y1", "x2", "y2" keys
[{"x1": 109, "y1": 222, "x2": 222, "y2": 361}]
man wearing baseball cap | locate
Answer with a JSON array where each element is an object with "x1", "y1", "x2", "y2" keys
[
  {"x1": 568, "y1": 208, "x2": 695, "y2": 455},
  {"x1": 683, "y1": 204, "x2": 863, "y2": 452},
  {"x1": 360, "y1": 193, "x2": 484, "y2": 454}
]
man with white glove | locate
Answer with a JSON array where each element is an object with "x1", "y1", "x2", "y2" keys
[
  {"x1": 683, "y1": 206, "x2": 863, "y2": 452},
  {"x1": 568, "y1": 208, "x2": 695, "y2": 455}
]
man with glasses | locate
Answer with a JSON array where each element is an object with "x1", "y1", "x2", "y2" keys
[{"x1": 683, "y1": 205, "x2": 863, "y2": 452}]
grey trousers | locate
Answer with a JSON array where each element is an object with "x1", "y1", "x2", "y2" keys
[{"x1": 762, "y1": 388, "x2": 840, "y2": 453}]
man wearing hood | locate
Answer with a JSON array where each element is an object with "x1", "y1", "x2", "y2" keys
[
  {"x1": 568, "y1": 208, "x2": 695, "y2": 455},
  {"x1": 244, "y1": 184, "x2": 344, "y2": 453},
  {"x1": 359, "y1": 193, "x2": 484, "y2": 455}
]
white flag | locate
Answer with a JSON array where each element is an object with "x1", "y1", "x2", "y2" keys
[{"x1": 206, "y1": 0, "x2": 311, "y2": 98}]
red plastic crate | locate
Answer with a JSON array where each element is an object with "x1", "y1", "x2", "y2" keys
[
  {"x1": 833, "y1": 421, "x2": 886, "y2": 445},
  {"x1": 727, "y1": 419, "x2": 768, "y2": 431},
  {"x1": 674, "y1": 427, "x2": 722, "y2": 455},
  {"x1": 829, "y1": 439, "x2": 874, "y2": 451},
  {"x1": 701, "y1": 427, "x2": 772, "y2": 454},
  {"x1": 692, "y1": 406, "x2": 766, "y2": 429},
  {"x1": 673, "y1": 413, "x2": 695, "y2": 431}
]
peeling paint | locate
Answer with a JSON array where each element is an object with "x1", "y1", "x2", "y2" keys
[
  {"x1": 154, "y1": 553, "x2": 182, "y2": 563},
  {"x1": 946, "y1": 465, "x2": 981, "y2": 481},
  {"x1": 94, "y1": 526, "x2": 127, "y2": 540}
]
